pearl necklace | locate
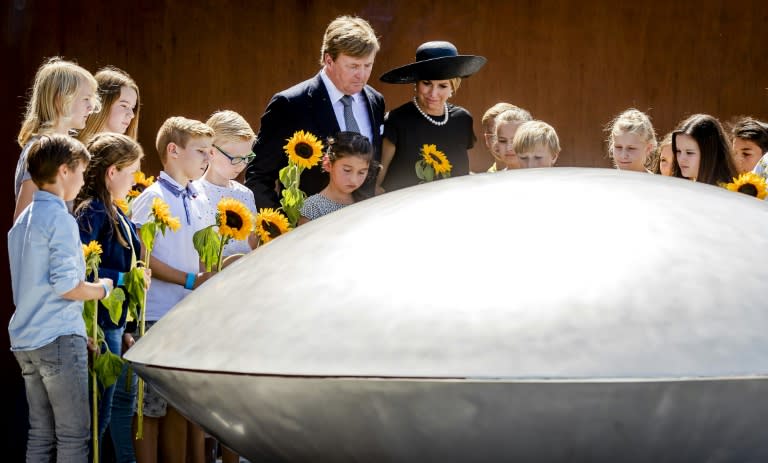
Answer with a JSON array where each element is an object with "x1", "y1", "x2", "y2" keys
[{"x1": 412, "y1": 96, "x2": 449, "y2": 126}]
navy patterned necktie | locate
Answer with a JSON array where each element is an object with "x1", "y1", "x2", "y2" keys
[
  {"x1": 340, "y1": 95, "x2": 361, "y2": 133},
  {"x1": 156, "y1": 176, "x2": 196, "y2": 225}
]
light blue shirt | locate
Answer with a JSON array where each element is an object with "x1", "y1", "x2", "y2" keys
[{"x1": 8, "y1": 190, "x2": 86, "y2": 351}]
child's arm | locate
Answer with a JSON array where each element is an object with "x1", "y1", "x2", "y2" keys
[
  {"x1": 13, "y1": 179, "x2": 38, "y2": 222},
  {"x1": 62, "y1": 278, "x2": 114, "y2": 301},
  {"x1": 149, "y1": 257, "x2": 215, "y2": 289},
  {"x1": 298, "y1": 216, "x2": 310, "y2": 226},
  {"x1": 248, "y1": 231, "x2": 259, "y2": 249}
]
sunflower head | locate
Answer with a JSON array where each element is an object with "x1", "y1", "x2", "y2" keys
[
  {"x1": 82, "y1": 240, "x2": 103, "y2": 273},
  {"x1": 82, "y1": 241, "x2": 103, "y2": 260},
  {"x1": 114, "y1": 198, "x2": 130, "y2": 215},
  {"x1": 284, "y1": 130, "x2": 324, "y2": 169},
  {"x1": 217, "y1": 198, "x2": 254, "y2": 241},
  {"x1": 420, "y1": 144, "x2": 452, "y2": 176},
  {"x1": 130, "y1": 171, "x2": 155, "y2": 197},
  {"x1": 723, "y1": 172, "x2": 768, "y2": 199},
  {"x1": 255, "y1": 208, "x2": 291, "y2": 244},
  {"x1": 150, "y1": 197, "x2": 181, "y2": 232}
]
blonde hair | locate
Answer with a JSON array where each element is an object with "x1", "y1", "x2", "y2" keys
[
  {"x1": 319, "y1": 15, "x2": 380, "y2": 64},
  {"x1": 482, "y1": 103, "x2": 516, "y2": 132},
  {"x1": 155, "y1": 116, "x2": 214, "y2": 164},
  {"x1": 494, "y1": 107, "x2": 534, "y2": 128},
  {"x1": 78, "y1": 66, "x2": 140, "y2": 143},
  {"x1": 606, "y1": 108, "x2": 657, "y2": 155},
  {"x1": 449, "y1": 77, "x2": 462, "y2": 93},
  {"x1": 206, "y1": 110, "x2": 256, "y2": 145},
  {"x1": 18, "y1": 57, "x2": 100, "y2": 147},
  {"x1": 512, "y1": 120, "x2": 561, "y2": 156}
]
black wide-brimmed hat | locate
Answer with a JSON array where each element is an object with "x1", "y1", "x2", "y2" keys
[{"x1": 379, "y1": 41, "x2": 487, "y2": 84}]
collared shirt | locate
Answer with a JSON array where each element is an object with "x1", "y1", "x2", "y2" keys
[
  {"x1": 131, "y1": 171, "x2": 207, "y2": 321},
  {"x1": 319, "y1": 69, "x2": 374, "y2": 143},
  {"x1": 9, "y1": 190, "x2": 86, "y2": 351},
  {"x1": 193, "y1": 178, "x2": 257, "y2": 256}
]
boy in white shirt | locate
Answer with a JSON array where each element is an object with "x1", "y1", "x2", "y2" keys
[{"x1": 130, "y1": 116, "x2": 215, "y2": 462}]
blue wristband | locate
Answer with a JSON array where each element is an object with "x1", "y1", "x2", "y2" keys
[
  {"x1": 101, "y1": 282, "x2": 110, "y2": 299},
  {"x1": 117, "y1": 272, "x2": 125, "y2": 286},
  {"x1": 184, "y1": 272, "x2": 196, "y2": 290}
]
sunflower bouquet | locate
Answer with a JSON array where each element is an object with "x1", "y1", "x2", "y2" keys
[
  {"x1": 416, "y1": 144, "x2": 452, "y2": 182},
  {"x1": 279, "y1": 130, "x2": 323, "y2": 227},
  {"x1": 194, "y1": 197, "x2": 255, "y2": 271},
  {"x1": 721, "y1": 172, "x2": 768, "y2": 199},
  {"x1": 135, "y1": 197, "x2": 180, "y2": 439},
  {"x1": 82, "y1": 241, "x2": 126, "y2": 463}
]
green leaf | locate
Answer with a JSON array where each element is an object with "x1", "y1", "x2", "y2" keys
[
  {"x1": 278, "y1": 165, "x2": 292, "y2": 189},
  {"x1": 193, "y1": 225, "x2": 221, "y2": 272},
  {"x1": 415, "y1": 160, "x2": 425, "y2": 180},
  {"x1": 82, "y1": 300, "x2": 96, "y2": 332},
  {"x1": 139, "y1": 222, "x2": 157, "y2": 255},
  {"x1": 124, "y1": 267, "x2": 146, "y2": 323},
  {"x1": 284, "y1": 206, "x2": 300, "y2": 228},
  {"x1": 101, "y1": 288, "x2": 126, "y2": 325},
  {"x1": 423, "y1": 165, "x2": 435, "y2": 182},
  {"x1": 94, "y1": 351, "x2": 124, "y2": 389}
]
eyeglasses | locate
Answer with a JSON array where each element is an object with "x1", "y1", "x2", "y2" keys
[{"x1": 214, "y1": 145, "x2": 256, "y2": 165}]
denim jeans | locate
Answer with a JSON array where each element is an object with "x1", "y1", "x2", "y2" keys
[
  {"x1": 14, "y1": 334, "x2": 90, "y2": 463},
  {"x1": 109, "y1": 339, "x2": 138, "y2": 462},
  {"x1": 99, "y1": 326, "x2": 138, "y2": 463}
]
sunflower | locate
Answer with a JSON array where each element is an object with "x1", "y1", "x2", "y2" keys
[
  {"x1": 82, "y1": 240, "x2": 103, "y2": 273},
  {"x1": 150, "y1": 197, "x2": 181, "y2": 232},
  {"x1": 723, "y1": 172, "x2": 768, "y2": 199},
  {"x1": 284, "y1": 130, "x2": 323, "y2": 169},
  {"x1": 255, "y1": 208, "x2": 291, "y2": 244},
  {"x1": 217, "y1": 198, "x2": 254, "y2": 241},
  {"x1": 130, "y1": 171, "x2": 155, "y2": 197},
  {"x1": 114, "y1": 198, "x2": 130, "y2": 214},
  {"x1": 420, "y1": 144, "x2": 452, "y2": 175},
  {"x1": 82, "y1": 240, "x2": 103, "y2": 260}
]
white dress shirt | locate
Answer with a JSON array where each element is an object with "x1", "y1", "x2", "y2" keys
[{"x1": 320, "y1": 69, "x2": 374, "y2": 143}]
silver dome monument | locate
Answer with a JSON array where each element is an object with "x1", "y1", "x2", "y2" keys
[{"x1": 125, "y1": 168, "x2": 768, "y2": 462}]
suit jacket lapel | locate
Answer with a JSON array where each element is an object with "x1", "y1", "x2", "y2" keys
[{"x1": 310, "y1": 73, "x2": 341, "y2": 134}]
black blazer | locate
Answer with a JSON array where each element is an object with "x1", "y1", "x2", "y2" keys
[{"x1": 245, "y1": 73, "x2": 385, "y2": 210}]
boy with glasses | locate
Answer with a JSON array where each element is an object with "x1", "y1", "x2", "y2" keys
[{"x1": 195, "y1": 110, "x2": 259, "y2": 257}]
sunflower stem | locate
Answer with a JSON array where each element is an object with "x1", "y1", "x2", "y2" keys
[
  {"x1": 92, "y1": 269, "x2": 100, "y2": 463},
  {"x1": 216, "y1": 238, "x2": 225, "y2": 272},
  {"x1": 135, "y1": 251, "x2": 150, "y2": 440}
]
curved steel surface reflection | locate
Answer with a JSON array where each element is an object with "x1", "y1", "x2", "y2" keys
[{"x1": 126, "y1": 168, "x2": 768, "y2": 461}]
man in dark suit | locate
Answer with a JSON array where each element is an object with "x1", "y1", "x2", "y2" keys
[{"x1": 246, "y1": 15, "x2": 386, "y2": 210}]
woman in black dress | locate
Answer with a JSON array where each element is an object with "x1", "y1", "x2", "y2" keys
[{"x1": 375, "y1": 41, "x2": 486, "y2": 193}]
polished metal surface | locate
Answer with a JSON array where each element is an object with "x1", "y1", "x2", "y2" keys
[{"x1": 126, "y1": 168, "x2": 768, "y2": 461}]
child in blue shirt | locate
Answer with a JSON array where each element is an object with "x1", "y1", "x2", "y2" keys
[{"x1": 8, "y1": 134, "x2": 113, "y2": 462}]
